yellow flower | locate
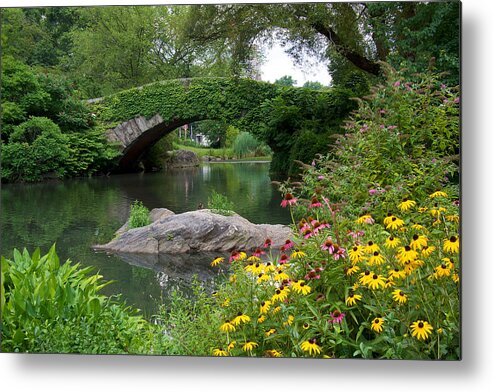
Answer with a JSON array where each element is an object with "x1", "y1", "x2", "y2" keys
[
  {"x1": 383, "y1": 213, "x2": 396, "y2": 226},
  {"x1": 283, "y1": 315, "x2": 294, "y2": 326},
  {"x1": 345, "y1": 265, "x2": 360, "y2": 276},
  {"x1": 263, "y1": 262, "x2": 276, "y2": 273},
  {"x1": 368, "y1": 251, "x2": 385, "y2": 266},
  {"x1": 257, "y1": 273, "x2": 270, "y2": 284},
  {"x1": 430, "y1": 191, "x2": 448, "y2": 198},
  {"x1": 221, "y1": 298, "x2": 230, "y2": 307},
  {"x1": 410, "y1": 320, "x2": 433, "y2": 340},
  {"x1": 220, "y1": 321, "x2": 236, "y2": 333},
  {"x1": 242, "y1": 341, "x2": 259, "y2": 352},
  {"x1": 384, "y1": 278, "x2": 396, "y2": 288},
  {"x1": 259, "y1": 300, "x2": 271, "y2": 314},
  {"x1": 434, "y1": 263, "x2": 451, "y2": 278},
  {"x1": 411, "y1": 223, "x2": 428, "y2": 232},
  {"x1": 271, "y1": 286, "x2": 290, "y2": 303},
  {"x1": 300, "y1": 339, "x2": 322, "y2": 356},
  {"x1": 388, "y1": 267, "x2": 406, "y2": 280},
  {"x1": 212, "y1": 348, "x2": 228, "y2": 356},
  {"x1": 452, "y1": 273, "x2": 460, "y2": 283},
  {"x1": 421, "y1": 245, "x2": 436, "y2": 257},
  {"x1": 356, "y1": 214, "x2": 374, "y2": 224},
  {"x1": 227, "y1": 341, "x2": 236, "y2": 351},
  {"x1": 371, "y1": 318, "x2": 384, "y2": 333},
  {"x1": 210, "y1": 257, "x2": 224, "y2": 266},
  {"x1": 257, "y1": 315, "x2": 266, "y2": 323},
  {"x1": 397, "y1": 246, "x2": 418, "y2": 263},
  {"x1": 392, "y1": 289, "x2": 408, "y2": 304},
  {"x1": 231, "y1": 312, "x2": 251, "y2": 326},
  {"x1": 398, "y1": 199, "x2": 416, "y2": 212},
  {"x1": 443, "y1": 236, "x2": 459, "y2": 253},
  {"x1": 265, "y1": 328, "x2": 276, "y2": 337},
  {"x1": 274, "y1": 269, "x2": 290, "y2": 282},
  {"x1": 446, "y1": 214, "x2": 459, "y2": 223},
  {"x1": 410, "y1": 234, "x2": 428, "y2": 251},
  {"x1": 247, "y1": 255, "x2": 261, "y2": 263},
  {"x1": 291, "y1": 249, "x2": 306, "y2": 259},
  {"x1": 365, "y1": 241, "x2": 380, "y2": 254},
  {"x1": 386, "y1": 216, "x2": 405, "y2": 230},
  {"x1": 245, "y1": 262, "x2": 263, "y2": 275},
  {"x1": 265, "y1": 349, "x2": 282, "y2": 357},
  {"x1": 272, "y1": 306, "x2": 281, "y2": 314},
  {"x1": 229, "y1": 274, "x2": 237, "y2": 283},
  {"x1": 359, "y1": 270, "x2": 373, "y2": 286},
  {"x1": 348, "y1": 245, "x2": 366, "y2": 263},
  {"x1": 385, "y1": 236, "x2": 401, "y2": 249},
  {"x1": 345, "y1": 292, "x2": 362, "y2": 306},
  {"x1": 367, "y1": 273, "x2": 386, "y2": 290},
  {"x1": 292, "y1": 280, "x2": 312, "y2": 295}
]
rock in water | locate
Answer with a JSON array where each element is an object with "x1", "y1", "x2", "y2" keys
[
  {"x1": 94, "y1": 208, "x2": 292, "y2": 255},
  {"x1": 167, "y1": 149, "x2": 199, "y2": 168}
]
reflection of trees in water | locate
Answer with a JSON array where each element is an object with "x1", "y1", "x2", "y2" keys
[{"x1": 1, "y1": 179, "x2": 123, "y2": 255}]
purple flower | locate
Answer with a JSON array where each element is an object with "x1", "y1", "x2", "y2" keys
[
  {"x1": 369, "y1": 189, "x2": 378, "y2": 195},
  {"x1": 328, "y1": 310, "x2": 345, "y2": 324},
  {"x1": 454, "y1": 97, "x2": 460, "y2": 104},
  {"x1": 318, "y1": 175, "x2": 325, "y2": 180},
  {"x1": 441, "y1": 84, "x2": 447, "y2": 89},
  {"x1": 394, "y1": 81, "x2": 401, "y2": 87},
  {"x1": 388, "y1": 125, "x2": 398, "y2": 130},
  {"x1": 380, "y1": 124, "x2": 385, "y2": 129}
]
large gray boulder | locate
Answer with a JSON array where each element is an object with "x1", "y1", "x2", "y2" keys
[
  {"x1": 94, "y1": 208, "x2": 292, "y2": 255},
  {"x1": 166, "y1": 149, "x2": 200, "y2": 168}
]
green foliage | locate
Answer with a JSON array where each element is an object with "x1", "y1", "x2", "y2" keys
[
  {"x1": 207, "y1": 190, "x2": 235, "y2": 216},
  {"x1": 128, "y1": 200, "x2": 151, "y2": 229},
  {"x1": 225, "y1": 125, "x2": 240, "y2": 148},
  {"x1": 1, "y1": 117, "x2": 70, "y2": 182},
  {"x1": 274, "y1": 75, "x2": 297, "y2": 87},
  {"x1": 1, "y1": 245, "x2": 167, "y2": 354},
  {"x1": 232, "y1": 131, "x2": 270, "y2": 158},
  {"x1": 302, "y1": 81, "x2": 324, "y2": 90},
  {"x1": 141, "y1": 133, "x2": 176, "y2": 171}
]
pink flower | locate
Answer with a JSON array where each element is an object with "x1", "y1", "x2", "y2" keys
[
  {"x1": 309, "y1": 196, "x2": 322, "y2": 208},
  {"x1": 380, "y1": 124, "x2": 385, "y2": 129},
  {"x1": 333, "y1": 247, "x2": 346, "y2": 260},
  {"x1": 321, "y1": 238, "x2": 335, "y2": 252},
  {"x1": 252, "y1": 247, "x2": 265, "y2": 257},
  {"x1": 347, "y1": 230, "x2": 365, "y2": 239},
  {"x1": 262, "y1": 238, "x2": 272, "y2": 248},
  {"x1": 388, "y1": 125, "x2": 398, "y2": 130},
  {"x1": 229, "y1": 251, "x2": 241, "y2": 262},
  {"x1": 318, "y1": 175, "x2": 325, "y2": 180},
  {"x1": 394, "y1": 80, "x2": 401, "y2": 87},
  {"x1": 305, "y1": 269, "x2": 322, "y2": 280},
  {"x1": 369, "y1": 189, "x2": 378, "y2": 195},
  {"x1": 328, "y1": 310, "x2": 345, "y2": 324},
  {"x1": 280, "y1": 193, "x2": 297, "y2": 208},
  {"x1": 280, "y1": 239, "x2": 295, "y2": 252},
  {"x1": 454, "y1": 97, "x2": 460, "y2": 104},
  {"x1": 379, "y1": 109, "x2": 386, "y2": 114},
  {"x1": 303, "y1": 228, "x2": 314, "y2": 239},
  {"x1": 279, "y1": 253, "x2": 290, "y2": 264},
  {"x1": 441, "y1": 84, "x2": 447, "y2": 89},
  {"x1": 359, "y1": 124, "x2": 369, "y2": 133}
]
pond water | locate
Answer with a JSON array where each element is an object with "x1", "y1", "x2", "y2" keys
[{"x1": 0, "y1": 162, "x2": 290, "y2": 317}]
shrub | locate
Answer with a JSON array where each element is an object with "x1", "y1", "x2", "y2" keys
[
  {"x1": 207, "y1": 190, "x2": 235, "y2": 216},
  {"x1": 128, "y1": 200, "x2": 151, "y2": 229},
  {"x1": 1, "y1": 245, "x2": 168, "y2": 354}
]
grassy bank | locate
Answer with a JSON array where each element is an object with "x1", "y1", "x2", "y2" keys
[{"x1": 174, "y1": 143, "x2": 271, "y2": 161}]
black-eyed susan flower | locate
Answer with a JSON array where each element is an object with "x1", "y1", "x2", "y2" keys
[
  {"x1": 220, "y1": 321, "x2": 236, "y2": 333},
  {"x1": 242, "y1": 341, "x2": 259, "y2": 352},
  {"x1": 246, "y1": 255, "x2": 261, "y2": 264},
  {"x1": 383, "y1": 213, "x2": 396, "y2": 227},
  {"x1": 410, "y1": 320, "x2": 433, "y2": 340},
  {"x1": 274, "y1": 269, "x2": 290, "y2": 282},
  {"x1": 384, "y1": 278, "x2": 396, "y2": 288},
  {"x1": 292, "y1": 280, "x2": 312, "y2": 295},
  {"x1": 410, "y1": 234, "x2": 428, "y2": 250},
  {"x1": 411, "y1": 223, "x2": 428, "y2": 232},
  {"x1": 227, "y1": 341, "x2": 236, "y2": 351},
  {"x1": 265, "y1": 349, "x2": 282, "y2": 358},
  {"x1": 259, "y1": 300, "x2": 271, "y2": 314},
  {"x1": 212, "y1": 348, "x2": 228, "y2": 356},
  {"x1": 388, "y1": 267, "x2": 406, "y2": 280},
  {"x1": 369, "y1": 251, "x2": 385, "y2": 266},
  {"x1": 397, "y1": 245, "x2": 418, "y2": 263},
  {"x1": 257, "y1": 273, "x2": 270, "y2": 284},
  {"x1": 283, "y1": 315, "x2": 294, "y2": 326},
  {"x1": 398, "y1": 198, "x2": 417, "y2": 212},
  {"x1": 221, "y1": 298, "x2": 230, "y2": 307},
  {"x1": 265, "y1": 328, "x2": 276, "y2": 337},
  {"x1": 257, "y1": 315, "x2": 266, "y2": 323},
  {"x1": 348, "y1": 245, "x2": 366, "y2": 263},
  {"x1": 371, "y1": 317, "x2": 384, "y2": 333},
  {"x1": 430, "y1": 191, "x2": 448, "y2": 198},
  {"x1": 231, "y1": 312, "x2": 251, "y2": 326},
  {"x1": 367, "y1": 273, "x2": 386, "y2": 290},
  {"x1": 303, "y1": 322, "x2": 310, "y2": 330},
  {"x1": 434, "y1": 263, "x2": 451, "y2": 278},
  {"x1": 385, "y1": 236, "x2": 401, "y2": 248},
  {"x1": 272, "y1": 306, "x2": 281, "y2": 314},
  {"x1": 386, "y1": 216, "x2": 405, "y2": 230},
  {"x1": 365, "y1": 241, "x2": 380, "y2": 254},
  {"x1": 345, "y1": 292, "x2": 362, "y2": 306},
  {"x1": 392, "y1": 289, "x2": 408, "y2": 304},
  {"x1": 421, "y1": 245, "x2": 436, "y2": 257},
  {"x1": 356, "y1": 214, "x2": 374, "y2": 224},
  {"x1": 452, "y1": 273, "x2": 460, "y2": 283},
  {"x1": 443, "y1": 236, "x2": 459, "y2": 253},
  {"x1": 291, "y1": 249, "x2": 306, "y2": 259},
  {"x1": 300, "y1": 339, "x2": 322, "y2": 356},
  {"x1": 210, "y1": 257, "x2": 224, "y2": 267},
  {"x1": 271, "y1": 286, "x2": 289, "y2": 303},
  {"x1": 359, "y1": 270, "x2": 373, "y2": 285},
  {"x1": 446, "y1": 214, "x2": 460, "y2": 223},
  {"x1": 229, "y1": 274, "x2": 237, "y2": 283},
  {"x1": 345, "y1": 265, "x2": 360, "y2": 276}
]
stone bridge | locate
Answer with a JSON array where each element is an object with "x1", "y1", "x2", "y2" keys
[{"x1": 90, "y1": 77, "x2": 354, "y2": 173}]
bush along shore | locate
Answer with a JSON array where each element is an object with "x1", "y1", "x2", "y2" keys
[{"x1": 1, "y1": 66, "x2": 460, "y2": 358}]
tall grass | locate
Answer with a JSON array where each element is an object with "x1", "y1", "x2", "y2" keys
[{"x1": 128, "y1": 200, "x2": 151, "y2": 229}]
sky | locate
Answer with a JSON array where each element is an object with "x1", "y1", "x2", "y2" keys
[{"x1": 260, "y1": 42, "x2": 332, "y2": 86}]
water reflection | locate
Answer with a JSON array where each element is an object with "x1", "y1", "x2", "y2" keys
[{"x1": 1, "y1": 162, "x2": 289, "y2": 316}]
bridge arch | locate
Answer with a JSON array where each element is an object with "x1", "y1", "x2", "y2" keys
[{"x1": 92, "y1": 77, "x2": 355, "y2": 173}]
